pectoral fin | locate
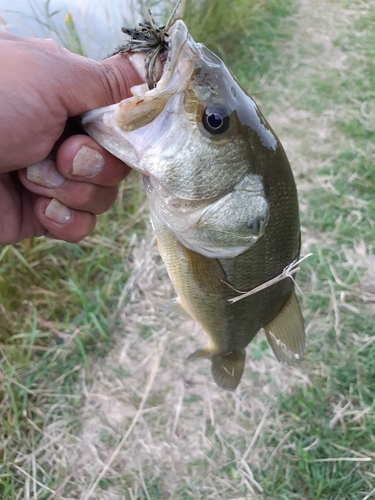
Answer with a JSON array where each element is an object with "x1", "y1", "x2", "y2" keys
[
  {"x1": 182, "y1": 246, "x2": 227, "y2": 289},
  {"x1": 211, "y1": 351, "x2": 246, "y2": 391},
  {"x1": 264, "y1": 291, "x2": 305, "y2": 364}
]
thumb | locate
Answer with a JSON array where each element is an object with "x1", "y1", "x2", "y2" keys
[
  {"x1": 0, "y1": 34, "x2": 150, "y2": 171},
  {"x1": 60, "y1": 51, "x2": 146, "y2": 116}
]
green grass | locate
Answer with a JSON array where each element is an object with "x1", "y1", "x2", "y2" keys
[
  {"x1": 0, "y1": 177, "x2": 148, "y2": 497},
  {"x1": 183, "y1": 0, "x2": 294, "y2": 88},
  {"x1": 253, "y1": 2, "x2": 375, "y2": 497}
]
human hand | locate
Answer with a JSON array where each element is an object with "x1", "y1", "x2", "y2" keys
[{"x1": 0, "y1": 31, "x2": 146, "y2": 245}]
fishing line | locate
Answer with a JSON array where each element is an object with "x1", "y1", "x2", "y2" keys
[{"x1": 224, "y1": 253, "x2": 313, "y2": 303}]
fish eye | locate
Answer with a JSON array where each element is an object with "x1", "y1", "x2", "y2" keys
[{"x1": 202, "y1": 107, "x2": 230, "y2": 134}]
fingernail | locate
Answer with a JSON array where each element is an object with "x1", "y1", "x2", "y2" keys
[
  {"x1": 45, "y1": 198, "x2": 72, "y2": 224},
  {"x1": 27, "y1": 159, "x2": 65, "y2": 188},
  {"x1": 72, "y1": 146, "x2": 104, "y2": 177}
]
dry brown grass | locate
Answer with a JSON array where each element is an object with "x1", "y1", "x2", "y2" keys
[{"x1": 31, "y1": 234, "x2": 309, "y2": 498}]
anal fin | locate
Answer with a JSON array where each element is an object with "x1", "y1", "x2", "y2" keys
[
  {"x1": 186, "y1": 346, "x2": 211, "y2": 362},
  {"x1": 264, "y1": 291, "x2": 305, "y2": 364}
]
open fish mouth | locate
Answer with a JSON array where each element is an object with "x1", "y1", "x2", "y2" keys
[{"x1": 80, "y1": 20, "x2": 194, "y2": 163}]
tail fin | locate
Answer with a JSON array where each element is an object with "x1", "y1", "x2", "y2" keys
[
  {"x1": 187, "y1": 347, "x2": 245, "y2": 391},
  {"x1": 211, "y1": 351, "x2": 246, "y2": 391},
  {"x1": 264, "y1": 291, "x2": 305, "y2": 364}
]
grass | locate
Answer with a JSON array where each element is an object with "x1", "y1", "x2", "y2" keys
[
  {"x1": 250, "y1": 1, "x2": 375, "y2": 497},
  {"x1": 0, "y1": 176, "x2": 150, "y2": 498},
  {"x1": 182, "y1": 0, "x2": 294, "y2": 85},
  {"x1": 1, "y1": 0, "x2": 375, "y2": 498}
]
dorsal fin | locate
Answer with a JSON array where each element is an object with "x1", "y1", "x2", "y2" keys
[{"x1": 264, "y1": 291, "x2": 305, "y2": 364}]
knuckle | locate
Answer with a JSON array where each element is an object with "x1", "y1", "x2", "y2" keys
[
  {"x1": 39, "y1": 38, "x2": 67, "y2": 55},
  {"x1": 97, "y1": 63, "x2": 123, "y2": 104}
]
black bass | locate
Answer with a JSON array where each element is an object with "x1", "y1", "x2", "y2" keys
[{"x1": 81, "y1": 16, "x2": 305, "y2": 390}]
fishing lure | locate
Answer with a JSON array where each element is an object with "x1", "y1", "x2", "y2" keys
[{"x1": 110, "y1": 1, "x2": 181, "y2": 89}]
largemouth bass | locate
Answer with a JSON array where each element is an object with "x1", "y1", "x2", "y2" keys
[{"x1": 81, "y1": 15, "x2": 305, "y2": 390}]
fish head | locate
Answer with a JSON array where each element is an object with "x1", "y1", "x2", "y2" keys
[{"x1": 81, "y1": 20, "x2": 280, "y2": 258}]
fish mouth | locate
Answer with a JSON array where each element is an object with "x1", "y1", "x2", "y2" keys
[
  {"x1": 148, "y1": 20, "x2": 191, "y2": 93},
  {"x1": 80, "y1": 20, "x2": 195, "y2": 167},
  {"x1": 125, "y1": 19, "x2": 192, "y2": 97}
]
